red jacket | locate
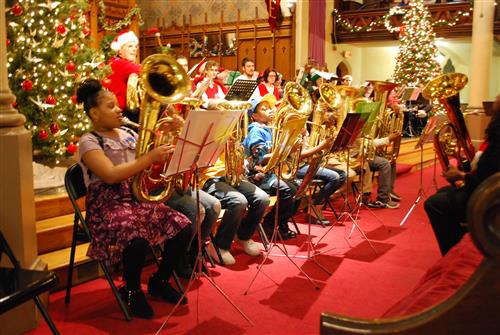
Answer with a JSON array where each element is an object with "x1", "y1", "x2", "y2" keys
[
  {"x1": 106, "y1": 57, "x2": 141, "y2": 109},
  {"x1": 258, "y1": 83, "x2": 280, "y2": 100}
]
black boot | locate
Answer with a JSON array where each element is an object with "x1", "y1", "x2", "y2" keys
[
  {"x1": 118, "y1": 286, "x2": 154, "y2": 319},
  {"x1": 148, "y1": 274, "x2": 187, "y2": 305}
]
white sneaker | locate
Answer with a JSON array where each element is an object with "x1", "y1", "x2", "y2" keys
[
  {"x1": 236, "y1": 238, "x2": 261, "y2": 256},
  {"x1": 207, "y1": 243, "x2": 235, "y2": 265}
]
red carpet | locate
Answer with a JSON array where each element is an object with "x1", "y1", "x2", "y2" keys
[{"x1": 29, "y1": 165, "x2": 447, "y2": 335}]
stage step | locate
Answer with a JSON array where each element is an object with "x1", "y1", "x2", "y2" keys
[
  {"x1": 39, "y1": 243, "x2": 102, "y2": 291},
  {"x1": 35, "y1": 192, "x2": 85, "y2": 221}
]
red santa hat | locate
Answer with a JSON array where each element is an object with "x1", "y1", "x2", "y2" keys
[{"x1": 110, "y1": 30, "x2": 139, "y2": 52}]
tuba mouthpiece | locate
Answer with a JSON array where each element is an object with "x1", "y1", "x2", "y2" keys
[{"x1": 121, "y1": 116, "x2": 141, "y2": 129}]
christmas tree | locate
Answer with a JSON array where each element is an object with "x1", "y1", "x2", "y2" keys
[
  {"x1": 392, "y1": 0, "x2": 441, "y2": 86},
  {"x1": 6, "y1": 0, "x2": 109, "y2": 165}
]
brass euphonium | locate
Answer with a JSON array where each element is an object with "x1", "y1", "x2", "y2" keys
[
  {"x1": 265, "y1": 82, "x2": 313, "y2": 178},
  {"x1": 422, "y1": 73, "x2": 473, "y2": 182},
  {"x1": 363, "y1": 80, "x2": 399, "y2": 161},
  {"x1": 130, "y1": 54, "x2": 191, "y2": 203}
]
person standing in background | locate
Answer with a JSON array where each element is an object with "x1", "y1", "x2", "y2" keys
[{"x1": 105, "y1": 30, "x2": 141, "y2": 123}]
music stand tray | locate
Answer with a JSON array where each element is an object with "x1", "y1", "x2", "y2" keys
[{"x1": 225, "y1": 79, "x2": 258, "y2": 101}]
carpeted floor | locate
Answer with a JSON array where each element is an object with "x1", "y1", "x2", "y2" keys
[{"x1": 29, "y1": 165, "x2": 446, "y2": 335}]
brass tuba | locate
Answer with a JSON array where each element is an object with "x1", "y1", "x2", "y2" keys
[
  {"x1": 422, "y1": 73, "x2": 473, "y2": 179},
  {"x1": 265, "y1": 82, "x2": 313, "y2": 178},
  {"x1": 130, "y1": 54, "x2": 191, "y2": 203}
]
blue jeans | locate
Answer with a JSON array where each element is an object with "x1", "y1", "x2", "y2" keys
[
  {"x1": 296, "y1": 165, "x2": 347, "y2": 205},
  {"x1": 204, "y1": 178, "x2": 270, "y2": 250},
  {"x1": 166, "y1": 188, "x2": 221, "y2": 244},
  {"x1": 253, "y1": 174, "x2": 297, "y2": 231}
]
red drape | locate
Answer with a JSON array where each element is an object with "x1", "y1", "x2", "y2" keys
[
  {"x1": 308, "y1": 0, "x2": 326, "y2": 67},
  {"x1": 265, "y1": 0, "x2": 283, "y2": 32}
]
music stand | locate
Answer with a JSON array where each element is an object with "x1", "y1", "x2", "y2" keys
[
  {"x1": 399, "y1": 112, "x2": 449, "y2": 226},
  {"x1": 224, "y1": 79, "x2": 258, "y2": 101},
  {"x1": 314, "y1": 111, "x2": 377, "y2": 254},
  {"x1": 244, "y1": 114, "x2": 321, "y2": 294},
  {"x1": 288, "y1": 151, "x2": 333, "y2": 274},
  {"x1": 157, "y1": 109, "x2": 253, "y2": 333}
]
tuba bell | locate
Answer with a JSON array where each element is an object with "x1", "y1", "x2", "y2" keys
[
  {"x1": 422, "y1": 73, "x2": 473, "y2": 184},
  {"x1": 130, "y1": 54, "x2": 191, "y2": 203}
]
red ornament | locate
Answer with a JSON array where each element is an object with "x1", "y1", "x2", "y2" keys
[
  {"x1": 71, "y1": 44, "x2": 79, "y2": 54},
  {"x1": 10, "y1": 3, "x2": 23, "y2": 16},
  {"x1": 12, "y1": 101, "x2": 17, "y2": 108},
  {"x1": 22, "y1": 79, "x2": 33, "y2": 91},
  {"x1": 45, "y1": 95, "x2": 56, "y2": 105},
  {"x1": 66, "y1": 60, "x2": 76, "y2": 72},
  {"x1": 6, "y1": 38, "x2": 10, "y2": 47},
  {"x1": 67, "y1": 143, "x2": 77, "y2": 154},
  {"x1": 38, "y1": 129, "x2": 49, "y2": 140},
  {"x1": 56, "y1": 24, "x2": 67, "y2": 35},
  {"x1": 82, "y1": 27, "x2": 90, "y2": 37},
  {"x1": 71, "y1": 95, "x2": 78, "y2": 104},
  {"x1": 49, "y1": 123, "x2": 60, "y2": 134}
]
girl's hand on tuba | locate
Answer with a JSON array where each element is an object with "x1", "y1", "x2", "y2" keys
[{"x1": 149, "y1": 144, "x2": 175, "y2": 163}]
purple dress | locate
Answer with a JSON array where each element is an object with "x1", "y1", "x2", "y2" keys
[{"x1": 78, "y1": 129, "x2": 191, "y2": 265}]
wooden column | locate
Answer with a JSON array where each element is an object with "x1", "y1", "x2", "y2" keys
[{"x1": 0, "y1": 0, "x2": 47, "y2": 332}]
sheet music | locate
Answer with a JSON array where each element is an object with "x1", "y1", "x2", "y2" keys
[{"x1": 164, "y1": 109, "x2": 243, "y2": 177}]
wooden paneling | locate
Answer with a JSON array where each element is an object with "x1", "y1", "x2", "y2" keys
[
  {"x1": 275, "y1": 38, "x2": 292, "y2": 80},
  {"x1": 140, "y1": 17, "x2": 295, "y2": 80}
]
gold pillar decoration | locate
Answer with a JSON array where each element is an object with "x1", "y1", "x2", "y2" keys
[
  {"x1": 0, "y1": 0, "x2": 46, "y2": 332},
  {"x1": 465, "y1": 0, "x2": 495, "y2": 147}
]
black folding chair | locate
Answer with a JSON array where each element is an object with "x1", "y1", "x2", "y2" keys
[
  {"x1": 0, "y1": 231, "x2": 60, "y2": 335},
  {"x1": 64, "y1": 163, "x2": 132, "y2": 321}
]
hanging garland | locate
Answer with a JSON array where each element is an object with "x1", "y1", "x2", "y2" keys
[
  {"x1": 97, "y1": 0, "x2": 144, "y2": 32},
  {"x1": 332, "y1": 6, "x2": 472, "y2": 33}
]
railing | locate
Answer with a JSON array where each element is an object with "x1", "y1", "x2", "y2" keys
[{"x1": 331, "y1": 2, "x2": 500, "y2": 43}]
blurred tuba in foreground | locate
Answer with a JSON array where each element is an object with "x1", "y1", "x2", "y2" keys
[
  {"x1": 422, "y1": 73, "x2": 473, "y2": 185},
  {"x1": 130, "y1": 54, "x2": 191, "y2": 203}
]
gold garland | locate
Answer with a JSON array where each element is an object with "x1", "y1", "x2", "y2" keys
[{"x1": 98, "y1": 0, "x2": 144, "y2": 32}]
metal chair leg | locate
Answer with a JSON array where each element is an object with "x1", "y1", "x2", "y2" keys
[
  {"x1": 65, "y1": 215, "x2": 79, "y2": 304},
  {"x1": 34, "y1": 296, "x2": 60, "y2": 335},
  {"x1": 257, "y1": 224, "x2": 270, "y2": 252},
  {"x1": 99, "y1": 261, "x2": 132, "y2": 321}
]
